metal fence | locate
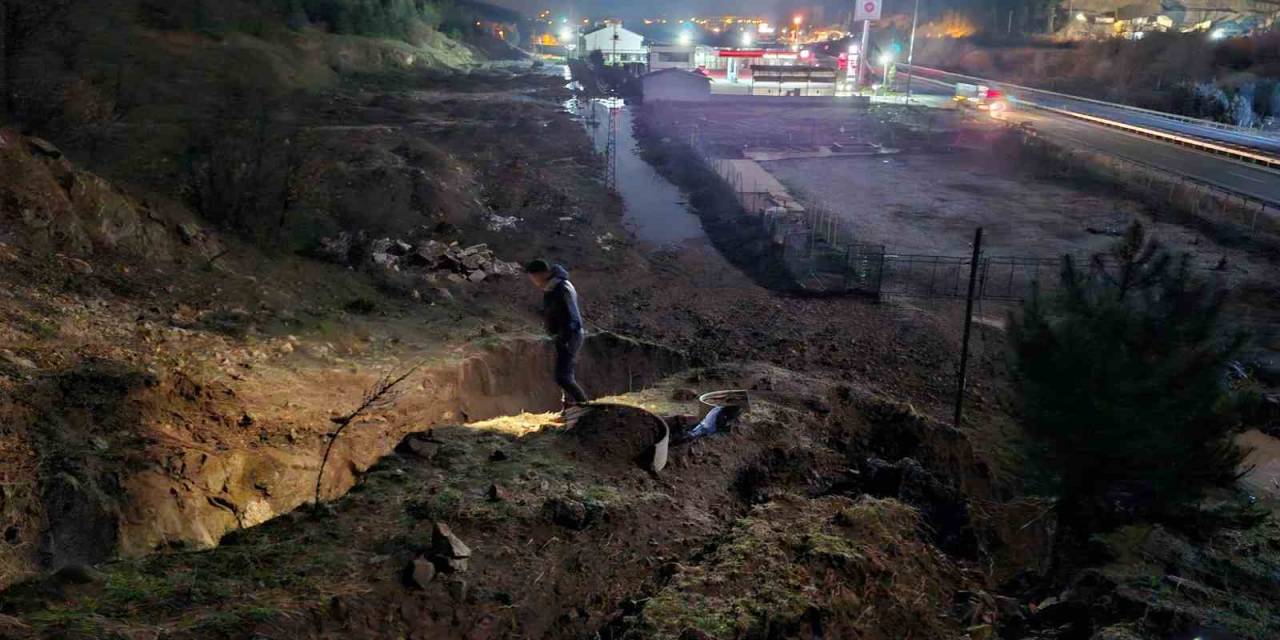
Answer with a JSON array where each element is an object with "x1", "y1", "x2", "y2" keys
[{"x1": 666, "y1": 111, "x2": 1234, "y2": 302}]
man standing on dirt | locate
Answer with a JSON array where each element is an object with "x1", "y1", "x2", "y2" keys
[{"x1": 526, "y1": 259, "x2": 590, "y2": 407}]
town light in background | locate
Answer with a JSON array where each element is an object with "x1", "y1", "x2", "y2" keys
[
  {"x1": 741, "y1": 32, "x2": 753, "y2": 46},
  {"x1": 1210, "y1": 28, "x2": 1226, "y2": 40},
  {"x1": 558, "y1": 28, "x2": 572, "y2": 43},
  {"x1": 678, "y1": 31, "x2": 692, "y2": 46}
]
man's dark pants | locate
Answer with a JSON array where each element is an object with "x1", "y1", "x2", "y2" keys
[{"x1": 554, "y1": 331, "x2": 589, "y2": 404}]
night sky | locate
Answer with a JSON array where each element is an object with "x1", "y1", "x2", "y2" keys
[{"x1": 490, "y1": 0, "x2": 821, "y2": 21}]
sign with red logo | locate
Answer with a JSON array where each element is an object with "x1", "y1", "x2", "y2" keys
[{"x1": 854, "y1": 0, "x2": 881, "y2": 21}]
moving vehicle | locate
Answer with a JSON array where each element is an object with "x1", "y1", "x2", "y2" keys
[{"x1": 954, "y1": 83, "x2": 1010, "y2": 118}]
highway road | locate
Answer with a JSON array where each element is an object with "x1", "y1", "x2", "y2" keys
[
  {"x1": 903, "y1": 64, "x2": 1280, "y2": 162},
  {"x1": 901, "y1": 73, "x2": 1280, "y2": 207}
]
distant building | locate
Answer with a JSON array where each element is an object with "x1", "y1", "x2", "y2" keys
[
  {"x1": 641, "y1": 68, "x2": 712, "y2": 102},
  {"x1": 648, "y1": 44, "x2": 717, "y2": 72},
  {"x1": 581, "y1": 23, "x2": 647, "y2": 65}
]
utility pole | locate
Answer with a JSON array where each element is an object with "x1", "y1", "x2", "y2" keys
[
  {"x1": 905, "y1": 0, "x2": 920, "y2": 102},
  {"x1": 605, "y1": 100, "x2": 618, "y2": 191},
  {"x1": 954, "y1": 227, "x2": 984, "y2": 429}
]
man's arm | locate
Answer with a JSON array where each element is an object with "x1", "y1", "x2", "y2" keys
[{"x1": 549, "y1": 286, "x2": 573, "y2": 342}]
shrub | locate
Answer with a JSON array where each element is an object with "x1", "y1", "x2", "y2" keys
[
  {"x1": 1008, "y1": 223, "x2": 1253, "y2": 577},
  {"x1": 297, "y1": 0, "x2": 448, "y2": 39}
]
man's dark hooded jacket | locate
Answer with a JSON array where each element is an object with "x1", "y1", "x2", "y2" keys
[{"x1": 542, "y1": 265, "x2": 583, "y2": 343}]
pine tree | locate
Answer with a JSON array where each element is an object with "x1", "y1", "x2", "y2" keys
[{"x1": 1008, "y1": 223, "x2": 1250, "y2": 576}]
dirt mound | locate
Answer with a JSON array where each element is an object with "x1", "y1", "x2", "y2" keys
[
  {"x1": 563, "y1": 403, "x2": 669, "y2": 472},
  {"x1": 629, "y1": 494, "x2": 967, "y2": 640},
  {"x1": 827, "y1": 386, "x2": 994, "y2": 499}
]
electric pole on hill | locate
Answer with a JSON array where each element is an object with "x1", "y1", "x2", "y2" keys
[
  {"x1": 604, "y1": 24, "x2": 620, "y2": 192},
  {"x1": 605, "y1": 102, "x2": 618, "y2": 192}
]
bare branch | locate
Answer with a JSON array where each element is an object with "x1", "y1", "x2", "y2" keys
[{"x1": 314, "y1": 362, "x2": 423, "y2": 506}]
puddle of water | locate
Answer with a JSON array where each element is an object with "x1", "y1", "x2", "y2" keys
[{"x1": 569, "y1": 98, "x2": 706, "y2": 248}]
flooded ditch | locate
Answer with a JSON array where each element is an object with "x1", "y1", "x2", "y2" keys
[{"x1": 570, "y1": 98, "x2": 707, "y2": 249}]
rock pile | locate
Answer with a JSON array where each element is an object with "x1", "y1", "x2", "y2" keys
[
  {"x1": 430, "y1": 522, "x2": 472, "y2": 573},
  {"x1": 319, "y1": 232, "x2": 523, "y2": 284}
]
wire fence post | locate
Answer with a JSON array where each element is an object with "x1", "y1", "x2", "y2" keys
[{"x1": 954, "y1": 227, "x2": 984, "y2": 429}]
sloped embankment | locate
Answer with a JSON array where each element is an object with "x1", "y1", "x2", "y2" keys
[
  {"x1": 0, "y1": 332, "x2": 686, "y2": 589},
  {"x1": 0, "y1": 365, "x2": 996, "y2": 639}
]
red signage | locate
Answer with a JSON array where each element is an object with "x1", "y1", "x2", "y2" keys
[{"x1": 718, "y1": 49, "x2": 765, "y2": 58}]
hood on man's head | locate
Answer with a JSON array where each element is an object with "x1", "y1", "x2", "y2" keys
[{"x1": 549, "y1": 264, "x2": 571, "y2": 281}]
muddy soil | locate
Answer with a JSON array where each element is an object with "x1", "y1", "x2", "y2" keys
[
  {"x1": 0, "y1": 367, "x2": 1006, "y2": 640},
  {"x1": 564, "y1": 403, "x2": 668, "y2": 472}
]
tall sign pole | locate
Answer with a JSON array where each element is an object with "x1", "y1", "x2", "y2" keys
[
  {"x1": 856, "y1": 20, "x2": 870, "y2": 90},
  {"x1": 853, "y1": 0, "x2": 882, "y2": 92},
  {"x1": 905, "y1": 0, "x2": 920, "y2": 102}
]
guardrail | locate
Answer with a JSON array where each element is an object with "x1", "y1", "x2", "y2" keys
[
  {"x1": 900, "y1": 64, "x2": 1280, "y2": 171},
  {"x1": 901, "y1": 63, "x2": 1278, "y2": 140}
]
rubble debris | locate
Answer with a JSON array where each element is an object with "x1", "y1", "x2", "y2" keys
[
  {"x1": 405, "y1": 556, "x2": 436, "y2": 589},
  {"x1": 543, "y1": 496, "x2": 593, "y2": 530},
  {"x1": 26, "y1": 137, "x2": 63, "y2": 159},
  {"x1": 482, "y1": 212, "x2": 520, "y2": 231},
  {"x1": 431, "y1": 522, "x2": 471, "y2": 573},
  {"x1": 487, "y1": 483, "x2": 508, "y2": 502},
  {"x1": 322, "y1": 234, "x2": 523, "y2": 286},
  {"x1": 177, "y1": 223, "x2": 203, "y2": 245}
]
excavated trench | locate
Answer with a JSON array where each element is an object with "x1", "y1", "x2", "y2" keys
[{"x1": 8, "y1": 332, "x2": 688, "y2": 582}]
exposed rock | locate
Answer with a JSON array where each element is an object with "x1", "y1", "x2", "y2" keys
[
  {"x1": 487, "y1": 483, "x2": 508, "y2": 502},
  {"x1": 543, "y1": 496, "x2": 591, "y2": 530},
  {"x1": 398, "y1": 435, "x2": 440, "y2": 460},
  {"x1": 404, "y1": 556, "x2": 436, "y2": 589},
  {"x1": 340, "y1": 234, "x2": 524, "y2": 288},
  {"x1": 26, "y1": 137, "x2": 62, "y2": 159},
  {"x1": 60, "y1": 255, "x2": 94, "y2": 275},
  {"x1": 431, "y1": 522, "x2": 472, "y2": 559},
  {"x1": 177, "y1": 222, "x2": 202, "y2": 245},
  {"x1": 369, "y1": 238, "x2": 399, "y2": 268}
]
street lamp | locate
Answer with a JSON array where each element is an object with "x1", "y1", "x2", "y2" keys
[
  {"x1": 879, "y1": 52, "x2": 894, "y2": 95},
  {"x1": 678, "y1": 31, "x2": 692, "y2": 46},
  {"x1": 792, "y1": 15, "x2": 803, "y2": 46},
  {"x1": 741, "y1": 32, "x2": 753, "y2": 47}
]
